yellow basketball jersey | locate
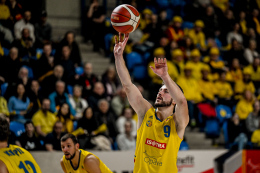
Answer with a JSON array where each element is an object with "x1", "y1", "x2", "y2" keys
[
  {"x1": 62, "y1": 149, "x2": 112, "y2": 173},
  {"x1": 0, "y1": 144, "x2": 42, "y2": 173},
  {"x1": 134, "y1": 107, "x2": 182, "y2": 173}
]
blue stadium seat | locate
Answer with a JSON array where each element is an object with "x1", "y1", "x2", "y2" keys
[
  {"x1": 222, "y1": 121, "x2": 229, "y2": 148},
  {"x1": 3, "y1": 47, "x2": 9, "y2": 56},
  {"x1": 179, "y1": 141, "x2": 189, "y2": 150},
  {"x1": 9, "y1": 121, "x2": 25, "y2": 137},
  {"x1": 67, "y1": 85, "x2": 73, "y2": 95},
  {"x1": 216, "y1": 105, "x2": 232, "y2": 125},
  {"x1": 126, "y1": 52, "x2": 143, "y2": 70},
  {"x1": 156, "y1": 0, "x2": 169, "y2": 8},
  {"x1": 36, "y1": 48, "x2": 43, "y2": 59},
  {"x1": 104, "y1": 33, "x2": 114, "y2": 52},
  {"x1": 22, "y1": 65, "x2": 34, "y2": 79},
  {"x1": 73, "y1": 121, "x2": 78, "y2": 130},
  {"x1": 126, "y1": 52, "x2": 148, "y2": 80},
  {"x1": 1, "y1": 83, "x2": 8, "y2": 96},
  {"x1": 182, "y1": 21, "x2": 194, "y2": 29},
  {"x1": 75, "y1": 66, "x2": 84, "y2": 75},
  {"x1": 205, "y1": 118, "x2": 220, "y2": 138}
]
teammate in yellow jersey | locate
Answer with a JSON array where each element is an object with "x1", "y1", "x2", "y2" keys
[
  {"x1": 114, "y1": 33, "x2": 189, "y2": 173},
  {"x1": 60, "y1": 134, "x2": 112, "y2": 173},
  {"x1": 0, "y1": 115, "x2": 42, "y2": 173}
]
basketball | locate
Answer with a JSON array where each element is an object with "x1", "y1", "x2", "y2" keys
[{"x1": 111, "y1": 4, "x2": 140, "y2": 33}]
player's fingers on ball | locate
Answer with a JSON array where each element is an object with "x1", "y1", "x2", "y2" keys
[
  {"x1": 118, "y1": 33, "x2": 122, "y2": 42},
  {"x1": 114, "y1": 35, "x2": 118, "y2": 44}
]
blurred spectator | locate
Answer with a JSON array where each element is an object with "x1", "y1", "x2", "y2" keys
[
  {"x1": 179, "y1": 36, "x2": 195, "y2": 60},
  {"x1": 8, "y1": 83, "x2": 30, "y2": 122},
  {"x1": 101, "y1": 66, "x2": 119, "y2": 101},
  {"x1": 4, "y1": 114, "x2": 21, "y2": 146},
  {"x1": 69, "y1": 85, "x2": 88, "y2": 120},
  {"x1": 251, "y1": 119, "x2": 260, "y2": 149},
  {"x1": 49, "y1": 80, "x2": 75, "y2": 115},
  {"x1": 95, "y1": 99, "x2": 118, "y2": 140},
  {"x1": 0, "y1": 0, "x2": 11, "y2": 28},
  {"x1": 211, "y1": 0, "x2": 229, "y2": 13},
  {"x1": 143, "y1": 14, "x2": 163, "y2": 45},
  {"x1": 35, "y1": 43, "x2": 54, "y2": 79},
  {"x1": 214, "y1": 71, "x2": 233, "y2": 106},
  {"x1": 177, "y1": 64, "x2": 203, "y2": 126},
  {"x1": 148, "y1": 48, "x2": 178, "y2": 99},
  {"x1": 185, "y1": 49, "x2": 204, "y2": 80},
  {"x1": 206, "y1": 47, "x2": 225, "y2": 76},
  {"x1": 87, "y1": 82, "x2": 106, "y2": 111},
  {"x1": 55, "y1": 103, "x2": 74, "y2": 133},
  {"x1": 187, "y1": 20, "x2": 206, "y2": 50},
  {"x1": 111, "y1": 88, "x2": 129, "y2": 117},
  {"x1": 219, "y1": 10, "x2": 235, "y2": 44},
  {"x1": 18, "y1": 121, "x2": 42, "y2": 151},
  {"x1": 0, "y1": 47, "x2": 21, "y2": 83},
  {"x1": 198, "y1": 65, "x2": 217, "y2": 102},
  {"x1": 244, "y1": 28, "x2": 260, "y2": 52},
  {"x1": 77, "y1": 62, "x2": 98, "y2": 98},
  {"x1": 0, "y1": 24, "x2": 14, "y2": 46},
  {"x1": 40, "y1": 65, "x2": 64, "y2": 96},
  {"x1": 247, "y1": 9, "x2": 260, "y2": 36},
  {"x1": 238, "y1": 11, "x2": 247, "y2": 35},
  {"x1": 7, "y1": 0, "x2": 22, "y2": 23},
  {"x1": 34, "y1": 11, "x2": 52, "y2": 47},
  {"x1": 243, "y1": 40, "x2": 258, "y2": 64},
  {"x1": 116, "y1": 107, "x2": 136, "y2": 137},
  {"x1": 246, "y1": 100, "x2": 260, "y2": 137},
  {"x1": 157, "y1": 10, "x2": 170, "y2": 32},
  {"x1": 57, "y1": 31, "x2": 81, "y2": 67},
  {"x1": 56, "y1": 45, "x2": 76, "y2": 84},
  {"x1": 227, "y1": 23, "x2": 243, "y2": 45},
  {"x1": 225, "y1": 39, "x2": 245, "y2": 66},
  {"x1": 14, "y1": 10, "x2": 35, "y2": 42},
  {"x1": 45, "y1": 121, "x2": 66, "y2": 151},
  {"x1": 245, "y1": 57, "x2": 260, "y2": 93},
  {"x1": 201, "y1": 5, "x2": 219, "y2": 38},
  {"x1": 16, "y1": 66, "x2": 31, "y2": 89},
  {"x1": 0, "y1": 87, "x2": 9, "y2": 115},
  {"x1": 32, "y1": 98, "x2": 56, "y2": 138},
  {"x1": 236, "y1": 90, "x2": 254, "y2": 120},
  {"x1": 140, "y1": 9, "x2": 152, "y2": 30},
  {"x1": 27, "y1": 80, "x2": 42, "y2": 118},
  {"x1": 165, "y1": 16, "x2": 184, "y2": 42},
  {"x1": 234, "y1": 68, "x2": 255, "y2": 101},
  {"x1": 86, "y1": 0, "x2": 105, "y2": 51},
  {"x1": 228, "y1": 113, "x2": 248, "y2": 150},
  {"x1": 116, "y1": 120, "x2": 136, "y2": 150},
  {"x1": 226, "y1": 58, "x2": 243, "y2": 83},
  {"x1": 78, "y1": 107, "x2": 107, "y2": 136}
]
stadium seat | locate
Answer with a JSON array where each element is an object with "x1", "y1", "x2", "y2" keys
[
  {"x1": 222, "y1": 121, "x2": 229, "y2": 148},
  {"x1": 9, "y1": 121, "x2": 25, "y2": 137},
  {"x1": 126, "y1": 52, "x2": 148, "y2": 80},
  {"x1": 73, "y1": 121, "x2": 78, "y2": 131},
  {"x1": 126, "y1": 52, "x2": 143, "y2": 70},
  {"x1": 67, "y1": 85, "x2": 73, "y2": 95},
  {"x1": 1, "y1": 83, "x2": 8, "y2": 96},
  {"x1": 205, "y1": 118, "x2": 220, "y2": 138},
  {"x1": 36, "y1": 48, "x2": 43, "y2": 59},
  {"x1": 182, "y1": 21, "x2": 194, "y2": 29},
  {"x1": 3, "y1": 47, "x2": 9, "y2": 56},
  {"x1": 75, "y1": 66, "x2": 84, "y2": 75},
  {"x1": 156, "y1": 0, "x2": 169, "y2": 8},
  {"x1": 216, "y1": 105, "x2": 232, "y2": 125},
  {"x1": 179, "y1": 141, "x2": 189, "y2": 150}
]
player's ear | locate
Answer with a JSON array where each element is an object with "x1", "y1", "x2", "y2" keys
[{"x1": 76, "y1": 143, "x2": 79, "y2": 149}]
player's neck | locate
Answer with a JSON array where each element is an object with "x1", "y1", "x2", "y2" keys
[
  {"x1": 70, "y1": 150, "x2": 80, "y2": 168},
  {"x1": 156, "y1": 107, "x2": 173, "y2": 121},
  {"x1": 0, "y1": 141, "x2": 8, "y2": 149}
]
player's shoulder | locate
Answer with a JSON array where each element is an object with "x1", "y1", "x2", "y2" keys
[{"x1": 84, "y1": 154, "x2": 99, "y2": 166}]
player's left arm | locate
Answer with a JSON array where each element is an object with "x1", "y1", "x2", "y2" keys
[
  {"x1": 150, "y1": 58, "x2": 189, "y2": 139},
  {"x1": 84, "y1": 155, "x2": 102, "y2": 173},
  {"x1": 0, "y1": 160, "x2": 8, "y2": 173},
  {"x1": 60, "y1": 158, "x2": 68, "y2": 173}
]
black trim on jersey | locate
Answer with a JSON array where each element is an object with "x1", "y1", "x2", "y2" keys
[{"x1": 70, "y1": 150, "x2": 81, "y2": 170}]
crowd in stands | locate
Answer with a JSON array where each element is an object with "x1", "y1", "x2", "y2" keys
[{"x1": 1, "y1": 0, "x2": 260, "y2": 152}]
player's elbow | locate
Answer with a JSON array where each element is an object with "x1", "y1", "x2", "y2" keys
[{"x1": 122, "y1": 83, "x2": 132, "y2": 93}]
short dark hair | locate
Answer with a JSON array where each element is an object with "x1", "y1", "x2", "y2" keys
[
  {"x1": 24, "y1": 120, "x2": 33, "y2": 129},
  {"x1": 161, "y1": 82, "x2": 184, "y2": 94},
  {"x1": 0, "y1": 115, "x2": 9, "y2": 142},
  {"x1": 61, "y1": 134, "x2": 78, "y2": 144}
]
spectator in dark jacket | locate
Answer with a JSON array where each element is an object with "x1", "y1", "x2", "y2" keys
[
  {"x1": 27, "y1": 80, "x2": 42, "y2": 119},
  {"x1": 87, "y1": 82, "x2": 106, "y2": 111},
  {"x1": 246, "y1": 100, "x2": 260, "y2": 137},
  {"x1": 228, "y1": 113, "x2": 248, "y2": 150},
  {"x1": 77, "y1": 62, "x2": 98, "y2": 98},
  {"x1": 18, "y1": 121, "x2": 43, "y2": 151}
]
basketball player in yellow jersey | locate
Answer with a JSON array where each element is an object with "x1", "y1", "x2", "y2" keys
[
  {"x1": 0, "y1": 115, "x2": 42, "y2": 173},
  {"x1": 114, "y1": 33, "x2": 189, "y2": 173},
  {"x1": 60, "y1": 134, "x2": 112, "y2": 173}
]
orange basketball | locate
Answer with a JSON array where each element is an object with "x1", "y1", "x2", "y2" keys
[{"x1": 111, "y1": 4, "x2": 140, "y2": 33}]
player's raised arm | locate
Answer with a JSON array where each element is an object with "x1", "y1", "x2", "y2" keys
[
  {"x1": 150, "y1": 58, "x2": 189, "y2": 139},
  {"x1": 114, "y1": 33, "x2": 152, "y2": 128}
]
